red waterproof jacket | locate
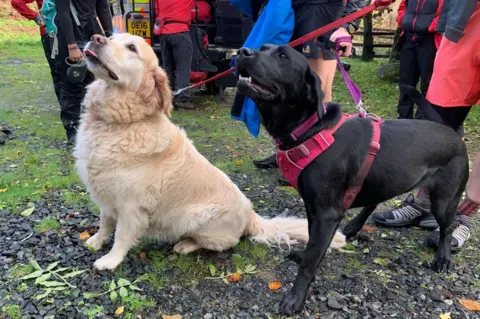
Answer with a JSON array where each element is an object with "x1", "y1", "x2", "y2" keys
[
  {"x1": 155, "y1": 0, "x2": 193, "y2": 35},
  {"x1": 11, "y1": 0, "x2": 46, "y2": 36}
]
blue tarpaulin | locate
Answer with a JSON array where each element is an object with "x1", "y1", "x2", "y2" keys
[{"x1": 229, "y1": 0, "x2": 294, "y2": 137}]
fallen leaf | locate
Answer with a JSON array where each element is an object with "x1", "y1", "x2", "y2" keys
[
  {"x1": 235, "y1": 160, "x2": 244, "y2": 165},
  {"x1": 0, "y1": 188, "x2": 7, "y2": 193},
  {"x1": 162, "y1": 315, "x2": 183, "y2": 319},
  {"x1": 16, "y1": 151, "x2": 23, "y2": 156},
  {"x1": 439, "y1": 312, "x2": 451, "y2": 319},
  {"x1": 362, "y1": 225, "x2": 377, "y2": 232},
  {"x1": 232, "y1": 152, "x2": 239, "y2": 159},
  {"x1": 268, "y1": 281, "x2": 282, "y2": 291},
  {"x1": 114, "y1": 306, "x2": 125, "y2": 315},
  {"x1": 138, "y1": 252, "x2": 147, "y2": 260},
  {"x1": 459, "y1": 299, "x2": 480, "y2": 311},
  {"x1": 20, "y1": 205, "x2": 35, "y2": 217},
  {"x1": 227, "y1": 273, "x2": 242, "y2": 282},
  {"x1": 79, "y1": 231, "x2": 90, "y2": 241},
  {"x1": 225, "y1": 145, "x2": 232, "y2": 150}
]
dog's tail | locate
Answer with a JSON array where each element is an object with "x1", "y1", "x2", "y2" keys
[
  {"x1": 245, "y1": 209, "x2": 347, "y2": 251},
  {"x1": 400, "y1": 85, "x2": 444, "y2": 122}
]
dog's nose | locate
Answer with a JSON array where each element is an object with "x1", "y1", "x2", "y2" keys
[
  {"x1": 91, "y1": 34, "x2": 107, "y2": 45},
  {"x1": 238, "y1": 47, "x2": 253, "y2": 57}
]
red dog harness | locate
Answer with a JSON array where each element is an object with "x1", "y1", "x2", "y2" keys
[{"x1": 276, "y1": 112, "x2": 384, "y2": 211}]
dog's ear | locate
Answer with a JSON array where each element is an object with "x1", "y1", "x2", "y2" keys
[
  {"x1": 304, "y1": 67, "x2": 325, "y2": 117},
  {"x1": 152, "y1": 67, "x2": 172, "y2": 117}
]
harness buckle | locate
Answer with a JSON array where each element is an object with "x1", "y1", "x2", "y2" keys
[
  {"x1": 296, "y1": 144, "x2": 310, "y2": 157},
  {"x1": 369, "y1": 142, "x2": 380, "y2": 155}
]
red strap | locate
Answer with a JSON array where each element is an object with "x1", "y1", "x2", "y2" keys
[
  {"x1": 342, "y1": 119, "x2": 382, "y2": 210},
  {"x1": 286, "y1": 114, "x2": 350, "y2": 162}
]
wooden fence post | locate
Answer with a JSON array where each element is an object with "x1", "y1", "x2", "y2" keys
[{"x1": 362, "y1": 13, "x2": 374, "y2": 61}]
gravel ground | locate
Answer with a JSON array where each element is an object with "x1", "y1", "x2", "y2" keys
[{"x1": 1, "y1": 172, "x2": 479, "y2": 319}]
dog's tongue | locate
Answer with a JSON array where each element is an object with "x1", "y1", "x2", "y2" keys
[{"x1": 84, "y1": 49, "x2": 97, "y2": 57}]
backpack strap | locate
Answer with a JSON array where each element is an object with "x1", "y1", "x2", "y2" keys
[
  {"x1": 69, "y1": 2, "x2": 81, "y2": 26},
  {"x1": 51, "y1": 35, "x2": 59, "y2": 59}
]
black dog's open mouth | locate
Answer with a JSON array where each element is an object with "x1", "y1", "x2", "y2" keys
[
  {"x1": 236, "y1": 68, "x2": 275, "y2": 99},
  {"x1": 84, "y1": 49, "x2": 119, "y2": 81}
]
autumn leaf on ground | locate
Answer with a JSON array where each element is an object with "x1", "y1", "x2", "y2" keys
[
  {"x1": 0, "y1": 188, "x2": 7, "y2": 193},
  {"x1": 79, "y1": 231, "x2": 90, "y2": 241},
  {"x1": 459, "y1": 299, "x2": 480, "y2": 311},
  {"x1": 232, "y1": 152, "x2": 239, "y2": 159},
  {"x1": 362, "y1": 225, "x2": 377, "y2": 232},
  {"x1": 114, "y1": 306, "x2": 125, "y2": 315},
  {"x1": 235, "y1": 160, "x2": 244, "y2": 165},
  {"x1": 268, "y1": 281, "x2": 282, "y2": 291},
  {"x1": 138, "y1": 252, "x2": 147, "y2": 260},
  {"x1": 20, "y1": 205, "x2": 35, "y2": 217},
  {"x1": 227, "y1": 273, "x2": 242, "y2": 282},
  {"x1": 439, "y1": 312, "x2": 451, "y2": 319},
  {"x1": 225, "y1": 145, "x2": 232, "y2": 150},
  {"x1": 162, "y1": 315, "x2": 183, "y2": 319}
]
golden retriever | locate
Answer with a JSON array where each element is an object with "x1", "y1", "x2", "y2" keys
[{"x1": 74, "y1": 33, "x2": 346, "y2": 271}]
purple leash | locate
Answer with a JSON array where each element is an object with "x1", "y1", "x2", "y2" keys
[{"x1": 334, "y1": 36, "x2": 368, "y2": 117}]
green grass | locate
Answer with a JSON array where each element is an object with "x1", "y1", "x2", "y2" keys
[
  {"x1": 35, "y1": 217, "x2": 61, "y2": 233},
  {"x1": 1, "y1": 304, "x2": 22, "y2": 319},
  {"x1": 10, "y1": 263, "x2": 35, "y2": 279}
]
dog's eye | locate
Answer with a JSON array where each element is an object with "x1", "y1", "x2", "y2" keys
[
  {"x1": 127, "y1": 44, "x2": 137, "y2": 52},
  {"x1": 279, "y1": 52, "x2": 288, "y2": 59}
]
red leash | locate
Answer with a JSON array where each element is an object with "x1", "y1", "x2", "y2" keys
[{"x1": 172, "y1": 3, "x2": 379, "y2": 96}]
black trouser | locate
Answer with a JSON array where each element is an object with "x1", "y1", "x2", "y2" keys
[
  {"x1": 41, "y1": 34, "x2": 62, "y2": 103},
  {"x1": 159, "y1": 32, "x2": 192, "y2": 101},
  {"x1": 55, "y1": 16, "x2": 102, "y2": 139},
  {"x1": 397, "y1": 35, "x2": 437, "y2": 119}
]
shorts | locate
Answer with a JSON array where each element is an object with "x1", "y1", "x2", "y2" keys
[
  {"x1": 292, "y1": 0, "x2": 345, "y2": 60},
  {"x1": 426, "y1": 3, "x2": 480, "y2": 107}
]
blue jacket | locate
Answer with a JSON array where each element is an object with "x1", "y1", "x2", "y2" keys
[{"x1": 229, "y1": 0, "x2": 294, "y2": 137}]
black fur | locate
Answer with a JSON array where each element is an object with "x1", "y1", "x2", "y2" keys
[{"x1": 235, "y1": 45, "x2": 470, "y2": 315}]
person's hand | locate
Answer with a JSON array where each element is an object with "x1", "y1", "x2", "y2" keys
[
  {"x1": 33, "y1": 14, "x2": 45, "y2": 26},
  {"x1": 68, "y1": 45, "x2": 83, "y2": 63},
  {"x1": 375, "y1": 0, "x2": 395, "y2": 10},
  {"x1": 330, "y1": 27, "x2": 353, "y2": 57}
]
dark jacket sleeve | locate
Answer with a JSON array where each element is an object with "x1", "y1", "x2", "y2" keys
[
  {"x1": 342, "y1": 0, "x2": 370, "y2": 30},
  {"x1": 96, "y1": 0, "x2": 113, "y2": 37},
  {"x1": 56, "y1": 0, "x2": 77, "y2": 45},
  {"x1": 436, "y1": 0, "x2": 477, "y2": 42}
]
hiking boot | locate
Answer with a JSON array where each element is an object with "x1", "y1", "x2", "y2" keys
[
  {"x1": 425, "y1": 214, "x2": 471, "y2": 251},
  {"x1": 418, "y1": 214, "x2": 439, "y2": 230},
  {"x1": 174, "y1": 100, "x2": 196, "y2": 110},
  {"x1": 373, "y1": 194, "x2": 431, "y2": 227},
  {"x1": 253, "y1": 154, "x2": 277, "y2": 169}
]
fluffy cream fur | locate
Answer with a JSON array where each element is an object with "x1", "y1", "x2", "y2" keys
[{"x1": 74, "y1": 33, "x2": 346, "y2": 270}]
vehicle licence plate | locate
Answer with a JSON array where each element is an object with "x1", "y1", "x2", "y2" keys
[{"x1": 128, "y1": 20, "x2": 151, "y2": 37}]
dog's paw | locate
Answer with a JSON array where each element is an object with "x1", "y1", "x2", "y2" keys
[
  {"x1": 93, "y1": 254, "x2": 123, "y2": 271},
  {"x1": 432, "y1": 256, "x2": 451, "y2": 273},
  {"x1": 173, "y1": 239, "x2": 201, "y2": 254},
  {"x1": 86, "y1": 234, "x2": 105, "y2": 251},
  {"x1": 279, "y1": 290, "x2": 304, "y2": 315},
  {"x1": 286, "y1": 249, "x2": 304, "y2": 264}
]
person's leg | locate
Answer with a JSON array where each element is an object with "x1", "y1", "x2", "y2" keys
[
  {"x1": 159, "y1": 35, "x2": 176, "y2": 91},
  {"x1": 397, "y1": 39, "x2": 420, "y2": 119},
  {"x1": 170, "y1": 32, "x2": 195, "y2": 109},
  {"x1": 41, "y1": 34, "x2": 62, "y2": 103},
  {"x1": 55, "y1": 28, "x2": 79, "y2": 142},
  {"x1": 415, "y1": 36, "x2": 437, "y2": 119}
]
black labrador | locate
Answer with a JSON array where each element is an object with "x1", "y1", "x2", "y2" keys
[{"x1": 234, "y1": 44, "x2": 469, "y2": 315}]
